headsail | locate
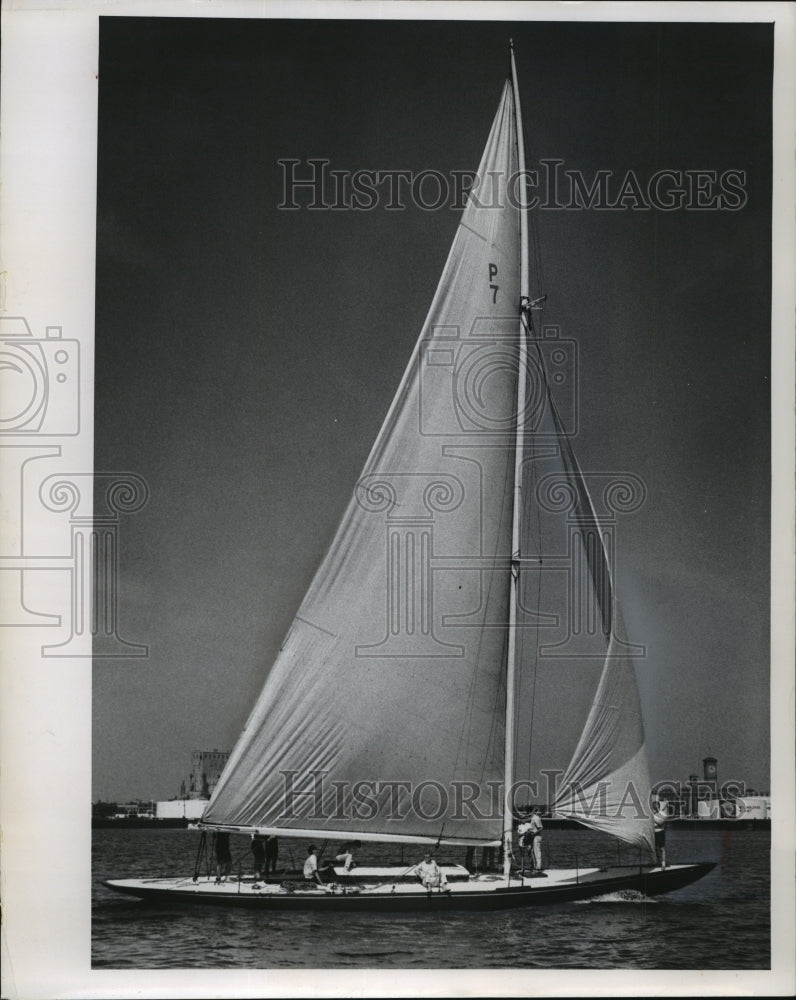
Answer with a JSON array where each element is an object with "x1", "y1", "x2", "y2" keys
[
  {"x1": 204, "y1": 79, "x2": 523, "y2": 845},
  {"x1": 515, "y1": 322, "x2": 656, "y2": 855},
  {"x1": 550, "y1": 599, "x2": 655, "y2": 854}
]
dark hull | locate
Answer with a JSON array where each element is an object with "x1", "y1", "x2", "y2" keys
[{"x1": 102, "y1": 863, "x2": 715, "y2": 911}]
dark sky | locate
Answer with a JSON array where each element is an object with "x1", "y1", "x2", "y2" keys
[{"x1": 93, "y1": 16, "x2": 772, "y2": 801}]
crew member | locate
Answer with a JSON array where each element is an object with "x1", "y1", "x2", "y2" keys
[
  {"x1": 653, "y1": 800, "x2": 668, "y2": 868},
  {"x1": 524, "y1": 807, "x2": 543, "y2": 872},
  {"x1": 411, "y1": 852, "x2": 451, "y2": 896},
  {"x1": 303, "y1": 844, "x2": 322, "y2": 885}
]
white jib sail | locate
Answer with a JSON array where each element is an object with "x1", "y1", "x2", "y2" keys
[{"x1": 518, "y1": 364, "x2": 656, "y2": 855}]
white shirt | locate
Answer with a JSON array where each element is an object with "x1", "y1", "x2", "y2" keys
[
  {"x1": 413, "y1": 859, "x2": 447, "y2": 887},
  {"x1": 414, "y1": 859, "x2": 440, "y2": 879},
  {"x1": 303, "y1": 853, "x2": 318, "y2": 879}
]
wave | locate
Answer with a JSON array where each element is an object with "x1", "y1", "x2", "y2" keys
[{"x1": 575, "y1": 889, "x2": 657, "y2": 904}]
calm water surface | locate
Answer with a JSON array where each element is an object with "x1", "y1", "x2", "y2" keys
[{"x1": 92, "y1": 827, "x2": 769, "y2": 969}]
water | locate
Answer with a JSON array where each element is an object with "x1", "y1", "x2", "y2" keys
[{"x1": 92, "y1": 826, "x2": 769, "y2": 969}]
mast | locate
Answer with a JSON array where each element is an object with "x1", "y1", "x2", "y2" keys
[{"x1": 503, "y1": 40, "x2": 531, "y2": 877}]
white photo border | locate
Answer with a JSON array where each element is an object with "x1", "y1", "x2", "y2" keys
[{"x1": 1, "y1": 2, "x2": 793, "y2": 998}]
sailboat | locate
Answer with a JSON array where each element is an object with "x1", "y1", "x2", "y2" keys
[{"x1": 104, "y1": 45, "x2": 714, "y2": 910}]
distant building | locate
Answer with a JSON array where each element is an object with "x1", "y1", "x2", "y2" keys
[
  {"x1": 186, "y1": 749, "x2": 229, "y2": 799},
  {"x1": 153, "y1": 748, "x2": 230, "y2": 821},
  {"x1": 112, "y1": 800, "x2": 155, "y2": 819},
  {"x1": 702, "y1": 756, "x2": 718, "y2": 795},
  {"x1": 655, "y1": 756, "x2": 770, "y2": 820},
  {"x1": 155, "y1": 798, "x2": 208, "y2": 820},
  {"x1": 733, "y1": 796, "x2": 770, "y2": 820}
]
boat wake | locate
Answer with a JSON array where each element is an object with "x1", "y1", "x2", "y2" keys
[{"x1": 576, "y1": 889, "x2": 657, "y2": 904}]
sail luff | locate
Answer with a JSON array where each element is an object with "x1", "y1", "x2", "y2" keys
[{"x1": 502, "y1": 40, "x2": 530, "y2": 876}]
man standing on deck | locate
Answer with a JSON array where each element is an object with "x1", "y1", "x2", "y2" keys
[
  {"x1": 250, "y1": 833, "x2": 266, "y2": 880},
  {"x1": 265, "y1": 835, "x2": 279, "y2": 875},
  {"x1": 527, "y1": 807, "x2": 544, "y2": 872},
  {"x1": 653, "y1": 800, "x2": 668, "y2": 868},
  {"x1": 214, "y1": 831, "x2": 232, "y2": 883},
  {"x1": 517, "y1": 817, "x2": 533, "y2": 871}
]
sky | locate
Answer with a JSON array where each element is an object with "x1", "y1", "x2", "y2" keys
[{"x1": 93, "y1": 16, "x2": 773, "y2": 802}]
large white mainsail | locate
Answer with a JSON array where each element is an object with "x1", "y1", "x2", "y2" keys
[{"x1": 204, "y1": 80, "x2": 522, "y2": 845}]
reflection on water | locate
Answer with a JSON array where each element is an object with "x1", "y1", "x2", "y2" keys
[{"x1": 92, "y1": 826, "x2": 769, "y2": 969}]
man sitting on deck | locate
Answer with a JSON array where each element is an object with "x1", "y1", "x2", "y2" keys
[
  {"x1": 411, "y1": 852, "x2": 451, "y2": 896},
  {"x1": 303, "y1": 844, "x2": 337, "y2": 887},
  {"x1": 303, "y1": 845, "x2": 323, "y2": 886}
]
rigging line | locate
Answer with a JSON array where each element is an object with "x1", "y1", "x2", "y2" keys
[
  {"x1": 521, "y1": 359, "x2": 545, "y2": 783},
  {"x1": 526, "y1": 450, "x2": 543, "y2": 783},
  {"x1": 514, "y1": 471, "x2": 538, "y2": 795},
  {"x1": 479, "y1": 452, "x2": 516, "y2": 789},
  {"x1": 475, "y1": 442, "x2": 517, "y2": 794},
  {"x1": 509, "y1": 420, "x2": 535, "y2": 783},
  {"x1": 523, "y1": 124, "x2": 546, "y2": 301},
  {"x1": 482, "y1": 620, "x2": 510, "y2": 790},
  {"x1": 527, "y1": 324, "x2": 613, "y2": 635},
  {"x1": 530, "y1": 196, "x2": 545, "y2": 301},
  {"x1": 192, "y1": 830, "x2": 207, "y2": 881},
  {"x1": 516, "y1": 152, "x2": 546, "y2": 786},
  {"x1": 515, "y1": 461, "x2": 529, "y2": 784},
  {"x1": 513, "y1": 316, "x2": 552, "y2": 787}
]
